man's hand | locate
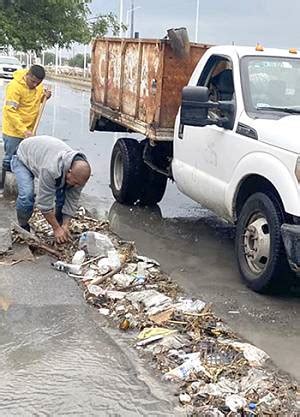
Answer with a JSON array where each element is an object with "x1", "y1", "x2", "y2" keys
[
  {"x1": 24, "y1": 130, "x2": 33, "y2": 138},
  {"x1": 61, "y1": 222, "x2": 71, "y2": 239},
  {"x1": 54, "y1": 226, "x2": 70, "y2": 244},
  {"x1": 44, "y1": 89, "x2": 52, "y2": 100}
]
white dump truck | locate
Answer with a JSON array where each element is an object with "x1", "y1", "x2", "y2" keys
[{"x1": 90, "y1": 35, "x2": 300, "y2": 293}]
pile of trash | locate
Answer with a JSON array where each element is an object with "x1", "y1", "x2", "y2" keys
[{"x1": 13, "y1": 209, "x2": 299, "y2": 415}]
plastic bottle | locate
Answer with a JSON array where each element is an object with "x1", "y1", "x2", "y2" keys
[
  {"x1": 136, "y1": 261, "x2": 146, "y2": 284},
  {"x1": 79, "y1": 232, "x2": 115, "y2": 257}
]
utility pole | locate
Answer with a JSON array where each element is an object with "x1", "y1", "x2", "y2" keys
[
  {"x1": 83, "y1": 44, "x2": 87, "y2": 78},
  {"x1": 119, "y1": 0, "x2": 123, "y2": 37},
  {"x1": 130, "y1": 0, "x2": 134, "y2": 38},
  {"x1": 55, "y1": 44, "x2": 58, "y2": 74},
  {"x1": 195, "y1": 0, "x2": 200, "y2": 42}
]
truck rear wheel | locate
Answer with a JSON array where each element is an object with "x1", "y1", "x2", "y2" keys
[
  {"x1": 139, "y1": 165, "x2": 167, "y2": 205},
  {"x1": 110, "y1": 138, "x2": 142, "y2": 204},
  {"x1": 110, "y1": 138, "x2": 168, "y2": 206},
  {"x1": 235, "y1": 192, "x2": 292, "y2": 293}
]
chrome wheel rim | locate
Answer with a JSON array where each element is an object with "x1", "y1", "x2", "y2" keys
[
  {"x1": 114, "y1": 150, "x2": 124, "y2": 191},
  {"x1": 243, "y1": 213, "x2": 270, "y2": 275}
]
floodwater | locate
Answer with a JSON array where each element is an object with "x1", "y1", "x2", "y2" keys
[{"x1": 0, "y1": 77, "x2": 299, "y2": 416}]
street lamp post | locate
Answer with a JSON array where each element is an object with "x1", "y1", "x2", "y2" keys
[
  {"x1": 195, "y1": 0, "x2": 200, "y2": 42},
  {"x1": 130, "y1": 0, "x2": 134, "y2": 38},
  {"x1": 119, "y1": 0, "x2": 124, "y2": 37},
  {"x1": 126, "y1": 6, "x2": 141, "y2": 37}
]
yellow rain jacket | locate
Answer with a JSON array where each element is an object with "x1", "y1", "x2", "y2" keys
[{"x1": 2, "y1": 69, "x2": 44, "y2": 138}]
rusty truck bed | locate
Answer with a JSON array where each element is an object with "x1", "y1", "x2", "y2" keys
[{"x1": 90, "y1": 37, "x2": 210, "y2": 141}]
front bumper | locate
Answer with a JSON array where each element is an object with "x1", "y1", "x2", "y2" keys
[
  {"x1": 0, "y1": 73, "x2": 14, "y2": 79},
  {"x1": 281, "y1": 224, "x2": 300, "y2": 272}
]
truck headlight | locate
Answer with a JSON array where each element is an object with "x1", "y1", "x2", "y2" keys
[{"x1": 295, "y1": 157, "x2": 300, "y2": 182}]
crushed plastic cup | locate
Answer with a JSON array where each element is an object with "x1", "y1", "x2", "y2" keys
[
  {"x1": 72, "y1": 250, "x2": 86, "y2": 265},
  {"x1": 79, "y1": 231, "x2": 115, "y2": 257}
]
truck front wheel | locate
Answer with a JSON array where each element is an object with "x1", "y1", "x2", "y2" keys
[
  {"x1": 110, "y1": 138, "x2": 142, "y2": 204},
  {"x1": 235, "y1": 192, "x2": 291, "y2": 293}
]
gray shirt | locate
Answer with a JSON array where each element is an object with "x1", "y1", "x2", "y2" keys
[{"x1": 17, "y1": 135, "x2": 87, "y2": 217}]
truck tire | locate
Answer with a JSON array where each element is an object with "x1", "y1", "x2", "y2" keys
[
  {"x1": 138, "y1": 139, "x2": 168, "y2": 206},
  {"x1": 139, "y1": 165, "x2": 167, "y2": 205},
  {"x1": 235, "y1": 192, "x2": 292, "y2": 293},
  {"x1": 110, "y1": 138, "x2": 142, "y2": 204}
]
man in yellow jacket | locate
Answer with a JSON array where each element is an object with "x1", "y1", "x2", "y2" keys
[{"x1": 2, "y1": 65, "x2": 51, "y2": 172}]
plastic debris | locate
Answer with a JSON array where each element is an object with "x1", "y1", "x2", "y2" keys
[
  {"x1": 22, "y1": 208, "x2": 298, "y2": 416},
  {"x1": 174, "y1": 297, "x2": 206, "y2": 314},
  {"x1": 137, "y1": 327, "x2": 177, "y2": 346},
  {"x1": 88, "y1": 284, "x2": 104, "y2": 297},
  {"x1": 72, "y1": 250, "x2": 86, "y2": 265},
  {"x1": 98, "y1": 308, "x2": 110, "y2": 316},
  {"x1": 225, "y1": 394, "x2": 247, "y2": 412},
  {"x1": 113, "y1": 273, "x2": 135, "y2": 288},
  {"x1": 135, "y1": 261, "x2": 147, "y2": 284},
  {"x1": 126, "y1": 289, "x2": 172, "y2": 316},
  {"x1": 179, "y1": 393, "x2": 191, "y2": 404},
  {"x1": 51, "y1": 260, "x2": 81, "y2": 275},
  {"x1": 220, "y1": 340, "x2": 270, "y2": 366},
  {"x1": 79, "y1": 231, "x2": 115, "y2": 257},
  {"x1": 106, "y1": 290, "x2": 126, "y2": 300},
  {"x1": 136, "y1": 255, "x2": 160, "y2": 267},
  {"x1": 83, "y1": 269, "x2": 97, "y2": 281},
  {"x1": 164, "y1": 353, "x2": 209, "y2": 381}
]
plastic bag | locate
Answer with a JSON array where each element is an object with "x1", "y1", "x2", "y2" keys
[{"x1": 79, "y1": 231, "x2": 115, "y2": 257}]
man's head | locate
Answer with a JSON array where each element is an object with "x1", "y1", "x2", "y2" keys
[
  {"x1": 25, "y1": 65, "x2": 45, "y2": 89},
  {"x1": 66, "y1": 160, "x2": 91, "y2": 188}
]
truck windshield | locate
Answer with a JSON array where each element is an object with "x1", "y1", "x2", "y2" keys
[{"x1": 241, "y1": 56, "x2": 300, "y2": 116}]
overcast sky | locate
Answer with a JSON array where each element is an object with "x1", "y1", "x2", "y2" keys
[{"x1": 91, "y1": 0, "x2": 300, "y2": 49}]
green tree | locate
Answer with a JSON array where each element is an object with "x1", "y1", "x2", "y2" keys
[
  {"x1": 90, "y1": 13, "x2": 127, "y2": 38},
  {"x1": 42, "y1": 52, "x2": 56, "y2": 66},
  {"x1": 68, "y1": 53, "x2": 91, "y2": 68},
  {"x1": 0, "y1": 0, "x2": 90, "y2": 51},
  {"x1": 0, "y1": 0, "x2": 126, "y2": 52}
]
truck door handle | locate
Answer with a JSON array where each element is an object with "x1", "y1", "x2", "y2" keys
[{"x1": 178, "y1": 123, "x2": 184, "y2": 139}]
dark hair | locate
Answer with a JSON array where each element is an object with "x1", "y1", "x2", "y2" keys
[{"x1": 29, "y1": 64, "x2": 45, "y2": 80}]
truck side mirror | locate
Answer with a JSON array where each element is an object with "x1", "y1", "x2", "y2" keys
[{"x1": 180, "y1": 86, "x2": 211, "y2": 127}]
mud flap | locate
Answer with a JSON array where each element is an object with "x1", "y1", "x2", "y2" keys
[{"x1": 281, "y1": 223, "x2": 300, "y2": 272}]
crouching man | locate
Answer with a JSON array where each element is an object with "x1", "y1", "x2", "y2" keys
[{"x1": 11, "y1": 136, "x2": 91, "y2": 243}]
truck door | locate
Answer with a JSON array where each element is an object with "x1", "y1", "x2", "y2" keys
[{"x1": 173, "y1": 55, "x2": 240, "y2": 218}]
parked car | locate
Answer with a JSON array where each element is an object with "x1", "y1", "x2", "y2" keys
[{"x1": 0, "y1": 55, "x2": 22, "y2": 78}]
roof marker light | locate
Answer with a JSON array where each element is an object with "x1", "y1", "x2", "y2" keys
[
  {"x1": 289, "y1": 48, "x2": 298, "y2": 54},
  {"x1": 255, "y1": 43, "x2": 264, "y2": 52}
]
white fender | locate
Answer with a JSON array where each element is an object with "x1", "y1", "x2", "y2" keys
[{"x1": 226, "y1": 152, "x2": 300, "y2": 218}]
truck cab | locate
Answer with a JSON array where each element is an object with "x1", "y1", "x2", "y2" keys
[{"x1": 176, "y1": 45, "x2": 300, "y2": 292}]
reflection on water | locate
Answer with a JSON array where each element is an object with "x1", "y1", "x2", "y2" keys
[{"x1": 0, "y1": 303, "x2": 173, "y2": 416}]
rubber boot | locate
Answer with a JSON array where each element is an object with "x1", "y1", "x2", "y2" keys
[
  {"x1": 0, "y1": 168, "x2": 5, "y2": 190},
  {"x1": 17, "y1": 210, "x2": 32, "y2": 232}
]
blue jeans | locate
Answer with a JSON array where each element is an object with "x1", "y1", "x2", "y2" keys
[
  {"x1": 11, "y1": 155, "x2": 65, "y2": 221},
  {"x1": 2, "y1": 134, "x2": 22, "y2": 171}
]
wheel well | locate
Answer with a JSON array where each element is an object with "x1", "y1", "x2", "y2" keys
[{"x1": 234, "y1": 175, "x2": 288, "y2": 221}]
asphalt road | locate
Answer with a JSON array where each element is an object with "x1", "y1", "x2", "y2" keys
[{"x1": 0, "y1": 77, "x2": 299, "y2": 382}]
